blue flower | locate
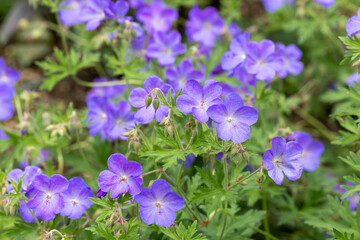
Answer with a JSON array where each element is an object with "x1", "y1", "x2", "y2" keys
[
  {"x1": 262, "y1": 137, "x2": 303, "y2": 185},
  {"x1": 207, "y1": 93, "x2": 258, "y2": 143},
  {"x1": 176, "y1": 80, "x2": 223, "y2": 123},
  {"x1": 134, "y1": 179, "x2": 184, "y2": 227},
  {"x1": 146, "y1": 31, "x2": 186, "y2": 67}
]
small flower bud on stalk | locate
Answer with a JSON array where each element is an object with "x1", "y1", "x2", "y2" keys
[
  {"x1": 255, "y1": 171, "x2": 266, "y2": 190},
  {"x1": 120, "y1": 217, "x2": 128, "y2": 234},
  {"x1": 152, "y1": 96, "x2": 160, "y2": 112},
  {"x1": 9, "y1": 205, "x2": 16, "y2": 216},
  {"x1": 165, "y1": 123, "x2": 174, "y2": 138},
  {"x1": 68, "y1": 111, "x2": 81, "y2": 133},
  {"x1": 131, "y1": 137, "x2": 140, "y2": 153},
  {"x1": 145, "y1": 95, "x2": 152, "y2": 108}
]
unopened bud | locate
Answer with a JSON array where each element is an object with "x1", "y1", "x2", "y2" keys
[
  {"x1": 10, "y1": 205, "x2": 16, "y2": 216},
  {"x1": 120, "y1": 217, "x2": 128, "y2": 234},
  {"x1": 145, "y1": 95, "x2": 152, "y2": 108},
  {"x1": 132, "y1": 137, "x2": 140, "y2": 153},
  {"x1": 165, "y1": 124, "x2": 173, "y2": 138},
  {"x1": 255, "y1": 172, "x2": 266, "y2": 185},
  {"x1": 153, "y1": 97, "x2": 160, "y2": 112},
  {"x1": 105, "y1": 217, "x2": 113, "y2": 229}
]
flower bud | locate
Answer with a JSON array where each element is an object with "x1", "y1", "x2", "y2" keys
[
  {"x1": 120, "y1": 217, "x2": 128, "y2": 234},
  {"x1": 255, "y1": 172, "x2": 266, "y2": 185},
  {"x1": 152, "y1": 96, "x2": 160, "y2": 112},
  {"x1": 10, "y1": 205, "x2": 16, "y2": 216},
  {"x1": 165, "y1": 124, "x2": 174, "y2": 138},
  {"x1": 132, "y1": 137, "x2": 140, "y2": 153},
  {"x1": 145, "y1": 95, "x2": 152, "y2": 109}
]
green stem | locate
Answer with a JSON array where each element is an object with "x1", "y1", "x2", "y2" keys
[
  {"x1": 162, "y1": 170, "x2": 202, "y2": 223},
  {"x1": 72, "y1": 74, "x2": 142, "y2": 88},
  {"x1": 228, "y1": 168, "x2": 261, "y2": 190},
  {"x1": 75, "y1": 130, "x2": 92, "y2": 172},
  {"x1": 13, "y1": 93, "x2": 23, "y2": 121},
  {"x1": 294, "y1": 108, "x2": 335, "y2": 140},
  {"x1": 219, "y1": 154, "x2": 229, "y2": 240},
  {"x1": 56, "y1": 147, "x2": 64, "y2": 174},
  {"x1": 219, "y1": 199, "x2": 228, "y2": 240},
  {"x1": 252, "y1": 227, "x2": 279, "y2": 240},
  {"x1": 24, "y1": 200, "x2": 45, "y2": 232},
  {"x1": 177, "y1": 161, "x2": 185, "y2": 190},
  {"x1": 262, "y1": 191, "x2": 270, "y2": 240},
  {"x1": 55, "y1": 13, "x2": 69, "y2": 58},
  {"x1": 141, "y1": 169, "x2": 162, "y2": 177}
]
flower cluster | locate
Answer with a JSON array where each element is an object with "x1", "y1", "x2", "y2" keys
[
  {"x1": 85, "y1": 78, "x2": 135, "y2": 141},
  {"x1": 7, "y1": 166, "x2": 93, "y2": 222},
  {"x1": 97, "y1": 154, "x2": 184, "y2": 227},
  {"x1": 221, "y1": 33, "x2": 303, "y2": 82},
  {"x1": 0, "y1": 57, "x2": 20, "y2": 121},
  {"x1": 59, "y1": 0, "x2": 130, "y2": 30}
]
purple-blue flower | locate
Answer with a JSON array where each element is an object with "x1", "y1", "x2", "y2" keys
[
  {"x1": 0, "y1": 128, "x2": 9, "y2": 140},
  {"x1": 275, "y1": 43, "x2": 304, "y2": 78},
  {"x1": 98, "y1": 153, "x2": 143, "y2": 198},
  {"x1": 129, "y1": 76, "x2": 173, "y2": 124},
  {"x1": 165, "y1": 59, "x2": 204, "y2": 91},
  {"x1": 293, "y1": 132, "x2": 324, "y2": 172},
  {"x1": 134, "y1": 179, "x2": 184, "y2": 227},
  {"x1": 346, "y1": 72, "x2": 360, "y2": 86},
  {"x1": 335, "y1": 182, "x2": 360, "y2": 211},
  {"x1": 186, "y1": 6, "x2": 225, "y2": 48},
  {"x1": 207, "y1": 93, "x2": 258, "y2": 143},
  {"x1": 104, "y1": 0, "x2": 132, "y2": 24},
  {"x1": 245, "y1": 39, "x2": 284, "y2": 81},
  {"x1": 176, "y1": 80, "x2": 222, "y2": 123},
  {"x1": 226, "y1": 22, "x2": 242, "y2": 39},
  {"x1": 81, "y1": 0, "x2": 109, "y2": 31},
  {"x1": 60, "y1": 177, "x2": 94, "y2": 219},
  {"x1": 314, "y1": 0, "x2": 335, "y2": 8},
  {"x1": 96, "y1": 188, "x2": 107, "y2": 198},
  {"x1": 58, "y1": 0, "x2": 85, "y2": 26},
  {"x1": 346, "y1": 9, "x2": 360, "y2": 36},
  {"x1": 221, "y1": 32, "x2": 249, "y2": 71},
  {"x1": 27, "y1": 174, "x2": 69, "y2": 221},
  {"x1": 104, "y1": 100, "x2": 135, "y2": 141},
  {"x1": 263, "y1": 137, "x2": 303, "y2": 185},
  {"x1": 136, "y1": 0, "x2": 177, "y2": 33},
  {"x1": 7, "y1": 166, "x2": 42, "y2": 193},
  {"x1": 0, "y1": 57, "x2": 20, "y2": 85},
  {"x1": 19, "y1": 186, "x2": 38, "y2": 223},
  {"x1": 146, "y1": 31, "x2": 186, "y2": 67},
  {"x1": 86, "y1": 97, "x2": 109, "y2": 137},
  {"x1": 0, "y1": 83, "x2": 15, "y2": 121},
  {"x1": 129, "y1": 0, "x2": 145, "y2": 9},
  {"x1": 261, "y1": 0, "x2": 294, "y2": 13}
]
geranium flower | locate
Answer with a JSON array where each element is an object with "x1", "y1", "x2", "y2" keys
[
  {"x1": 129, "y1": 76, "x2": 174, "y2": 124},
  {"x1": 292, "y1": 132, "x2": 324, "y2": 171},
  {"x1": 27, "y1": 174, "x2": 69, "y2": 221},
  {"x1": 207, "y1": 93, "x2": 258, "y2": 143},
  {"x1": 165, "y1": 59, "x2": 204, "y2": 91},
  {"x1": 245, "y1": 39, "x2": 284, "y2": 81},
  {"x1": 134, "y1": 179, "x2": 184, "y2": 227},
  {"x1": 136, "y1": 0, "x2": 177, "y2": 33},
  {"x1": 221, "y1": 32, "x2": 249, "y2": 71},
  {"x1": 346, "y1": 9, "x2": 360, "y2": 36},
  {"x1": 60, "y1": 177, "x2": 94, "y2": 219},
  {"x1": 262, "y1": 137, "x2": 303, "y2": 185},
  {"x1": 98, "y1": 153, "x2": 143, "y2": 198},
  {"x1": 275, "y1": 43, "x2": 304, "y2": 78},
  {"x1": 146, "y1": 31, "x2": 186, "y2": 66},
  {"x1": 176, "y1": 80, "x2": 222, "y2": 123},
  {"x1": 186, "y1": 6, "x2": 225, "y2": 47}
]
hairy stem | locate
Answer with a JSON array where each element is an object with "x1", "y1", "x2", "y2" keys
[{"x1": 262, "y1": 191, "x2": 270, "y2": 240}]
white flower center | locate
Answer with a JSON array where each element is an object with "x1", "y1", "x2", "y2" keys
[
  {"x1": 71, "y1": 199, "x2": 79, "y2": 206},
  {"x1": 203, "y1": 22, "x2": 212, "y2": 30},
  {"x1": 162, "y1": 48, "x2": 172, "y2": 56},
  {"x1": 0, "y1": 75, "x2": 8, "y2": 83},
  {"x1": 100, "y1": 113, "x2": 107, "y2": 120},
  {"x1": 272, "y1": 156, "x2": 283, "y2": 168},
  {"x1": 199, "y1": 100, "x2": 206, "y2": 109}
]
